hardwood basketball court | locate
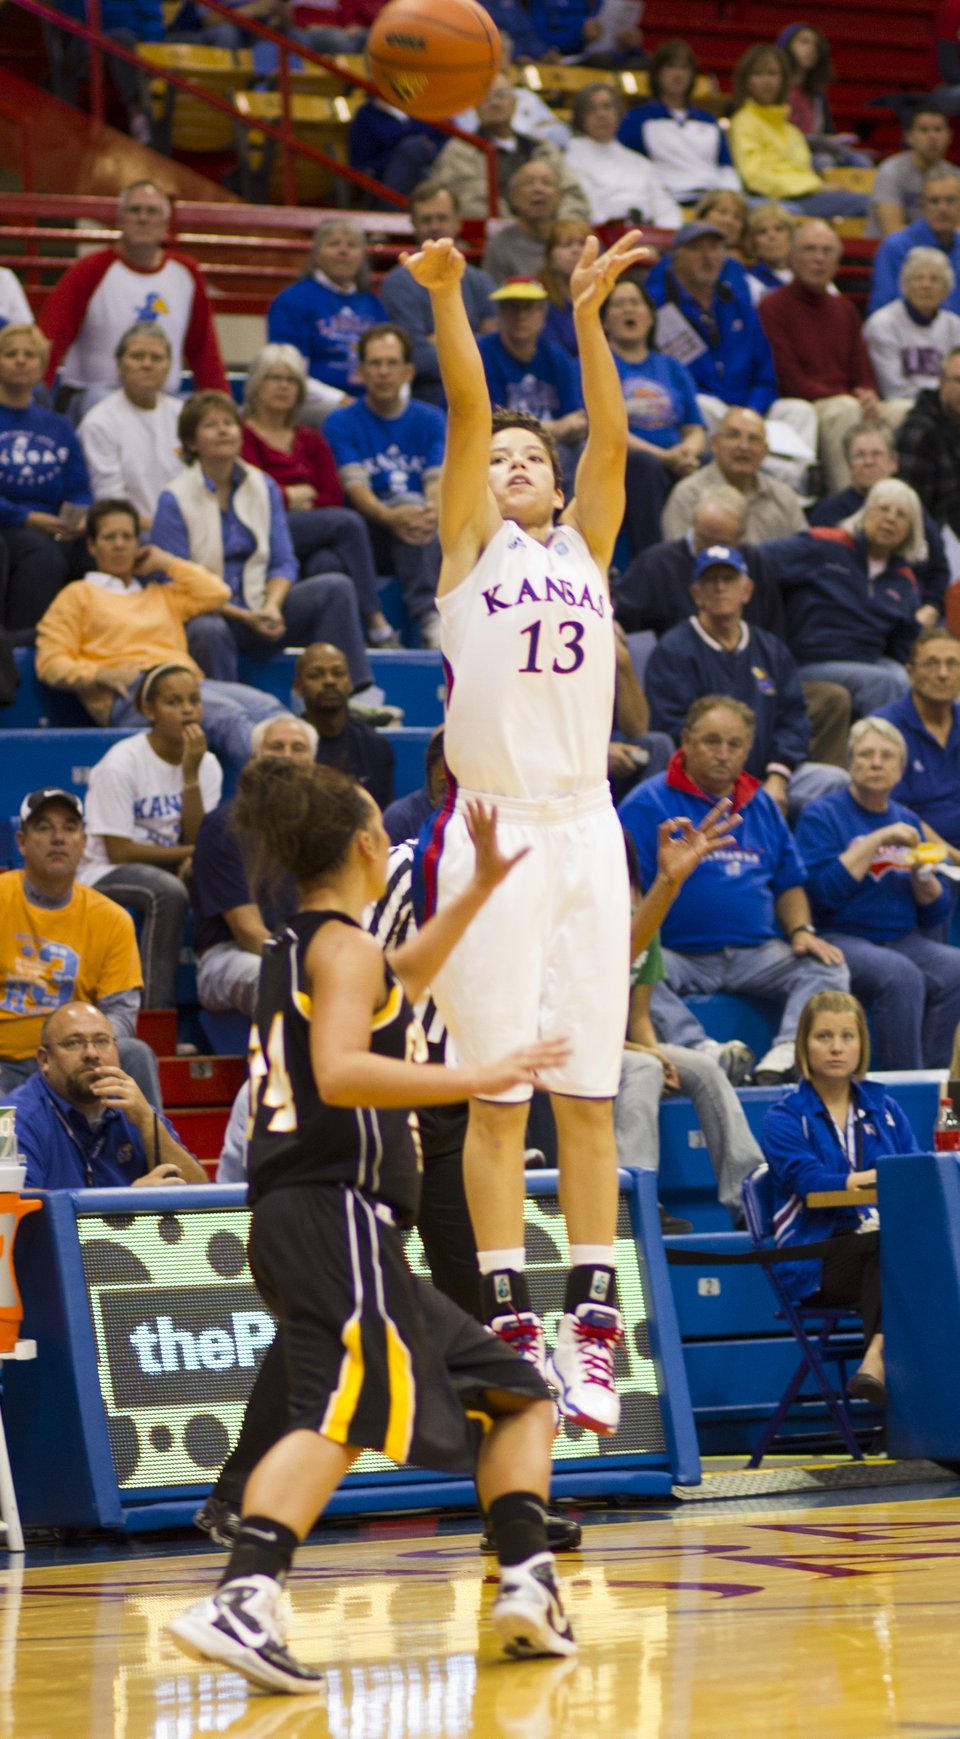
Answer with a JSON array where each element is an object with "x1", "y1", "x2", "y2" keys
[{"x1": 6, "y1": 1478, "x2": 960, "y2": 1738}]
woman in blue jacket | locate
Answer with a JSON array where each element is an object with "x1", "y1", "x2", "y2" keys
[
  {"x1": 762, "y1": 988, "x2": 921, "y2": 1406},
  {"x1": 794, "y1": 714, "x2": 960, "y2": 1068}
]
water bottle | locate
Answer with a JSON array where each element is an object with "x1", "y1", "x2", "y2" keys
[{"x1": 934, "y1": 1097, "x2": 960, "y2": 1152}]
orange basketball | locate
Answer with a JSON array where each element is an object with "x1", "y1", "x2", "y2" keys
[{"x1": 366, "y1": 0, "x2": 501, "y2": 122}]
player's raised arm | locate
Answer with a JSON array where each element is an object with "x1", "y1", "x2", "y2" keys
[
  {"x1": 564, "y1": 231, "x2": 653, "y2": 572},
  {"x1": 401, "y1": 238, "x2": 499, "y2": 589}
]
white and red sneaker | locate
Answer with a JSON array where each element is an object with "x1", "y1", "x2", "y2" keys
[
  {"x1": 490, "y1": 1310, "x2": 549, "y2": 1382},
  {"x1": 548, "y1": 1303, "x2": 623, "y2": 1435}
]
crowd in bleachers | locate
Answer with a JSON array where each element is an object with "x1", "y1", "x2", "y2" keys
[{"x1": 7, "y1": 2, "x2": 960, "y2": 1314}]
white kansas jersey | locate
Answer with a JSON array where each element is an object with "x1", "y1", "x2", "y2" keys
[{"x1": 439, "y1": 518, "x2": 614, "y2": 800}]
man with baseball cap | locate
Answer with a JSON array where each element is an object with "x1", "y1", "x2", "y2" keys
[
  {"x1": 0, "y1": 786, "x2": 161, "y2": 1107},
  {"x1": 478, "y1": 277, "x2": 587, "y2": 489},
  {"x1": 643, "y1": 544, "x2": 848, "y2": 820},
  {"x1": 644, "y1": 220, "x2": 817, "y2": 485}
]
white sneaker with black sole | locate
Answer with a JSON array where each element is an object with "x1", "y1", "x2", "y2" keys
[
  {"x1": 490, "y1": 1552, "x2": 577, "y2": 1658},
  {"x1": 167, "y1": 1574, "x2": 324, "y2": 1695},
  {"x1": 549, "y1": 1303, "x2": 623, "y2": 1435}
]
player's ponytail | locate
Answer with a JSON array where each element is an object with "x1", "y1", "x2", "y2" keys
[{"x1": 233, "y1": 759, "x2": 371, "y2": 890}]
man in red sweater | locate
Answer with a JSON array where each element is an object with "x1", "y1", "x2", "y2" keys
[
  {"x1": 759, "y1": 220, "x2": 911, "y2": 491},
  {"x1": 40, "y1": 179, "x2": 228, "y2": 422}
]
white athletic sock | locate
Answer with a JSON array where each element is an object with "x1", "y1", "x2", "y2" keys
[
  {"x1": 568, "y1": 1245, "x2": 617, "y2": 1271},
  {"x1": 477, "y1": 1247, "x2": 527, "y2": 1274}
]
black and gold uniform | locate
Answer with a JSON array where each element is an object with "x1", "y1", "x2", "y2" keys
[{"x1": 245, "y1": 910, "x2": 548, "y2": 1472}]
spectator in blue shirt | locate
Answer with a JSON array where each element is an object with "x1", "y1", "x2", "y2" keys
[
  {"x1": 379, "y1": 184, "x2": 497, "y2": 408},
  {"x1": 600, "y1": 274, "x2": 705, "y2": 478},
  {"x1": 868, "y1": 168, "x2": 960, "y2": 316},
  {"x1": 152, "y1": 390, "x2": 373, "y2": 689},
  {"x1": 619, "y1": 694, "x2": 849, "y2": 1084},
  {"x1": 528, "y1": 0, "x2": 643, "y2": 62},
  {"x1": 383, "y1": 725, "x2": 448, "y2": 845},
  {"x1": 266, "y1": 219, "x2": 388, "y2": 413},
  {"x1": 478, "y1": 278, "x2": 586, "y2": 492},
  {"x1": 644, "y1": 220, "x2": 817, "y2": 483},
  {"x1": 0, "y1": 322, "x2": 92, "y2": 632},
  {"x1": 324, "y1": 325, "x2": 447, "y2": 647},
  {"x1": 877, "y1": 626, "x2": 960, "y2": 851},
  {"x1": 14, "y1": 1000, "x2": 206, "y2": 1190},
  {"x1": 794, "y1": 715, "x2": 960, "y2": 1068}
]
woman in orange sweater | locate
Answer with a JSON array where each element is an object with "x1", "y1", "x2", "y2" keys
[{"x1": 35, "y1": 497, "x2": 285, "y2": 770}]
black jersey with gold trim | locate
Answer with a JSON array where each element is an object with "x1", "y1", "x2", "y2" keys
[{"x1": 247, "y1": 909, "x2": 426, "y2": 1223}]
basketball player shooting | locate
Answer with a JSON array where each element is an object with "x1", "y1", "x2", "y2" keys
[{"x1": 403, "y1": 229, "x2": 651, "y2": 1436}]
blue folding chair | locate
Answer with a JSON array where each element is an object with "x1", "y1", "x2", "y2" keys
[{"x1": 742, "y1": 1166, "x2": 868, "y2": 1468}]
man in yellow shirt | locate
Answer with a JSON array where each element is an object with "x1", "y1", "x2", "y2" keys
[
  {"x1": 34, "y1": 499, "x2": 284, "y2": 770},
  {"x1": 0, "y1": 788, "x2": 160, "y2": 1107}
]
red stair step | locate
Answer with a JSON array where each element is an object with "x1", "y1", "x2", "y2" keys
[
  {"x1": 158, "y1": 1055, "x2": 247, "y2": 1106},
  {"x1": 169, "y1": 1106, "x2": 231, "y2": 1160},
  {"x1": 136, "y1": 1010, "x2": 177, "y2": 1054}
]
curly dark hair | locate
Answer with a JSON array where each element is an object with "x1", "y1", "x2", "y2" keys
[{"x1": 233, "y1": 759, "x2": 372, "y2": 892}]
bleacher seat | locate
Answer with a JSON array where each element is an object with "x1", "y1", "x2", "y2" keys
[
  {"x1": 138, "y1": 43, "x2": 253, "y2": 155},
  {"x1": 232, "y1": 90, "x2": 358, "y2": 204}
]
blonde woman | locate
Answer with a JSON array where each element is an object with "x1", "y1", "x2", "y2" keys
[{"x1": 761, "y1": 989, "x2": 921, "y2": 1408}]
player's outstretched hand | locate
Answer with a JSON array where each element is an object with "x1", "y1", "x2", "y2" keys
[
  {"x1": 570, "y1": 229, "x2": 657, "y2": 318},
  {"x1": 656, "y1": 799, "x2": 741, "y2": 889},
  {"x1": 466, "y1": 799, "x2": 530, "y2": 894},
  {"x1": 400, "y1": 236, "x2": 466, "y2": 292},
  {"x1": 474, "y1": 1036, "x2": 572, "y2": 1098}
]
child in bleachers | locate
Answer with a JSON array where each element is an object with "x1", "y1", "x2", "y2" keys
[{"x1": 778, "y1": 21, "x2": 873, "y2": 170}]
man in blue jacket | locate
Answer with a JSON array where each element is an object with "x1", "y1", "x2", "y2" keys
[
  {"x1": 619, "y1": 694, "x2": 849, "y2": 1083},
  {"x1": 644, "y1": 222, "x2": 817, "y2": 487},
  {"x1": 644, "y1": 544, "x2": 847, "y2": 820},
  {"x1": 868, "y1": 167, "x2": 960, "y2": 316},
  {"x1": 13, "y1": 1000, "x2": 205, "y2": 1189}
]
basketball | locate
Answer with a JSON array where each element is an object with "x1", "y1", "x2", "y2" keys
[{"x1": 366, "y1": 0, "x2": 501, "y2": 122}]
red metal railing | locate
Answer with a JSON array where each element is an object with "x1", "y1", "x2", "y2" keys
[
  {"x1": 6, "y1": 0, "x2": 500, "y2": 215},
  {"x1": 0, "y1": 193, "x2": 495, "y2": 317}
]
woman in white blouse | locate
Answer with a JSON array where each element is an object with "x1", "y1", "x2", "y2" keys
[{"x1": 564, "y1": 83, "x2": 683, "y2": 229}]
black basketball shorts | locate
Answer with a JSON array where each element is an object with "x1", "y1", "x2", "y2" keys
[{"x1": 248, "y1": 1183, "x2": 550, "y2": 1472}]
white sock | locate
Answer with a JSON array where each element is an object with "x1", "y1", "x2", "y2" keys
[
  {"x1": 568, "y1": 1245, "x2": 616, "y2": 1270},
  {"x1": 477, "y1": 1247, "x2": 526, "y2": 1274}
]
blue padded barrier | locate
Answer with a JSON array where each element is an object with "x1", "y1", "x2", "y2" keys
[
  {"x1": 683, "y1": 994, "x2": 779, "y2": 1056},
  {"x1": 881, "y1": 1151, "x2": 960, "y2": 1461},
  {"x1": 0, "y1": 730, "x2": 136, "y2": 816},
  {"x1": 8, "y1": 647, "x2": 446, "y2": 732},
  {"x1": 665, "y1": 1233, "x2": 781, "y2": 1338},
  {"x1": 0, "y1": 724, "x2": 432, "y2": 814}
]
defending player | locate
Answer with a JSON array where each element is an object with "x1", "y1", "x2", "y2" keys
[
  {"x1": 403, "y1": 230, "x2": 649, "y2": 1434},
  {"x1": 168, "y1": 760, "x2": 574, "y2": 1693}
]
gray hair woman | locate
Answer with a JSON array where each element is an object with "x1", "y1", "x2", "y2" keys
[
  {"x1": 240, "y1": 344, "x2": 396, "y2": 647},
  {"x1": 840, "y1": 478, "x2": 928, "y2": 567},
  {"x1": 794, "y1": 713, "x2": 960, "y2": 1069},
  {"x1": 863, "y1": 245, "x2": 960, "y2": 400}
]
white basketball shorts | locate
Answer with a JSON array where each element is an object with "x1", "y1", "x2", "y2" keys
[{"x1": 424, "y1": 784, "x2": 630, "y2": 1104}]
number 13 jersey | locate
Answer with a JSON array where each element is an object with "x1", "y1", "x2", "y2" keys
[{"x1": 439, "y1": 519, "x2": 614, "y2": 800}]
